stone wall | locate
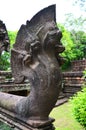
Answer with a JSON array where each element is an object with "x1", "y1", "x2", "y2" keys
[
  {"x1": 0, "y1": 71, "x2": 30, "y2": 96},
  {"x1": 71, "y1": 59, "x2": 86, "y2": 71},
  {"x1": 62, "y1": 59, "x2": 86, "y2": 97},
  {"x1": 62, "y1": 71, "x2": 84, "y2": 97}
]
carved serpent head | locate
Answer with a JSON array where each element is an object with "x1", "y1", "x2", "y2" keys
[
  {"x1": 11, "y1": 5, "x2": 65, "y2": 122},
  {"x1": 0, "y1": 20, "x2": 10, "y2": 55}
]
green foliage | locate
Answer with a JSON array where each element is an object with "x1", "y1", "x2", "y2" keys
[
  {"x1": 83, "y1": 70, "x2": 86, "y2": 80},
  {"x1": 0, "y1": 122, "x2": 13, "y2": 130},
  {"x1": 60, "y1": 11, "x2": 86, "y2": 70},
  {"x1": 0, "y1": 31, "x2": 17, "y2": 70},
  {"x1": 71, "y1": 31, "x2": 86, "y2": 59},
  {"x1": 58, "y1": 24, "x2": 76, "y2": 59},
  {"x1": 70, "y1": 86, "x2": 86, "y2": 128},
  {"x1": 0, "y1": 52, "x2": 10, "y2": 70},
  {"x1": 8, "y1": 31, "x2": 17, "y2": 48},
  {"x1": 58, "y1": 24, "x2": 86, "y2": 70},
  {"x1": 58, "y1": 24, "x2": 77, "y2": 70}
]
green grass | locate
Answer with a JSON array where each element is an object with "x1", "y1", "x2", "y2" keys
[
  {"x1": 0, "y1": 122, "x2": 13, "y2": 130},
  {"x1": 50, "y1": 102, "x2": 85, "y2": 130}
]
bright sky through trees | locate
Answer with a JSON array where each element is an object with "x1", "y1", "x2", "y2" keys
[{"x1": 0, "y1": 0, "x2": 85, "y2": 31}]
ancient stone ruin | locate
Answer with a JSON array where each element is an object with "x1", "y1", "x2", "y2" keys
[
  {"x1": 0, "y1": 20, "x2": 10, "y2": 55},
  {"x1": 0, "y1": 5, "x2": 65, "y2": 130},
  {"x1": 62, "y1": 60, "x2": 86, "y2": 97}
]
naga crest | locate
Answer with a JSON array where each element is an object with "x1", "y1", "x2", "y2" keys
[
  {"x1": 11, "y1": 5, "x2": 65, "y2": 84},
  {"x1": 0, "y1": 20, "x2": 10, "y2": 55},
  {"x1": 9, "y1": 4, "x2": 65, "y2": 126}
]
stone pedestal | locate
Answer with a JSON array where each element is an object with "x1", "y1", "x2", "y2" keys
[
  {"x1": 26, "y1": 118, "x2": 55, "y2": 130},
  {"x1": 0, "y1": 106, "x2": 55, "y2": 130}
]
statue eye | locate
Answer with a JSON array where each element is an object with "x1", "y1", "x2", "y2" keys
[{"x1": 31, "y1": 41, "x2": 41, "y2": 52}]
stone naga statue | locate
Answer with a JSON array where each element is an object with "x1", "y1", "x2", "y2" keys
[
  {"x1": 0, "y1": 20, "x2": 10, "y2": 55},
  {"x1": 0, "y1": 5, "x2": 65, "y2": 128}
]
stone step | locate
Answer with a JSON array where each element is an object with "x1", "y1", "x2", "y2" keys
[
  {"x1": 71, "y1": 60, "x2": 86, "y2": 68},
  {"x1": 64, "y1": 88, "x2": 81, "y2": 94},
  {"x1": 64, "y1": 83, "x2": 82, "y2": 87},
  {"x1": 58, "y1": 91, "x2": 67, "y2": 99},
  {"x1": 64, "y1": 77, "x2": 84, "y2": 84},
  {"x1": 0, "y1": 83, "x2": 30, "y2": 92},
  {"x1": 64, "y1": 93, "x2": 74, "y2": 98},
  {"x1": 62, "y1": 83, "x2": 83, "y2": 98},
  {"x1": 58, "y1": 95, "x2": 66, "y2": 99},
  {"x1": 62, "y1": 71, "x2": 83, "y2": 77},
  {"x1": 72, "y1": 65, "x2": 86, "y2": 71},
  {"x1": 55, "y1": 97, "x2": 68, "y2": 107},
  {"x1": 0, "y1": 71, "x2": 12, "y2": 76},
  {"x1": 0, "y1": 76, "x2": 5, "y2": 82}
]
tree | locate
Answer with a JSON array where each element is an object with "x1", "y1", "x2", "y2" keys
[
  {"x1": 58, "y1": 24, "x2": 76, "y2": 70},
  {"x1": 8, "y1": 31, "x2": 17, "y2": 48},
  {"x1": 58, "y1": 24, "x2": 86, "y2": 70},
  {"x1": 64, "y1": 13, "x2": 86, "y2": 32},
  {"x1": 71, "y1": 30, "x2": 86, "y2": 59},
  {"x1": 0, "y1": 31, "x2": 17, "y2": 70},
  {"x1": 73, "y1": 0, "x2": 86, "y2": 11}
]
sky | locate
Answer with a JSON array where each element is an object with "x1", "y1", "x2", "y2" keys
[{"x1": 0, "y1": 0, "x2": 85, "y2": 31}]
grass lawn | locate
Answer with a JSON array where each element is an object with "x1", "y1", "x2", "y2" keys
[
  {"x1": 50, "y1": 102, "x2": 85, "y2": 130},
  {"x1": 0, "y1": 122, "x2": 13, "y2": 130}
]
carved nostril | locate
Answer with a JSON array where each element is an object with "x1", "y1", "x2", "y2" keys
[{"x1": 55, "y1": 44, "x2": 65, "y2": 53}]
